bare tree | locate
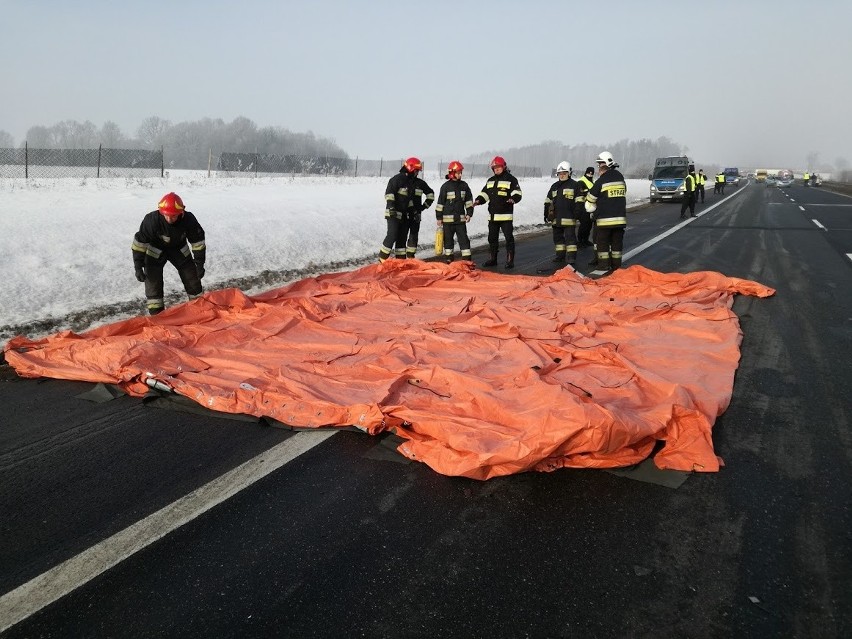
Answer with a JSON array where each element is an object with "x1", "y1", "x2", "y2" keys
[
  {"x1": 24, "y1": 125, "x2": 52, "y2": 148},
  {"x1": 0, "y1": 130, "x2": 14, "y2": 148},
  {"x1": 137, "y1": 116, "x2": 173, "y2": 148},
  {"x1": 99, "y1": 121, "x2": 127, "y2": 148}
]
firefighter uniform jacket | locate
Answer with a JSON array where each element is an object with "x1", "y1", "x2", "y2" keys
[
  {"x1": 474, "y1": 171, "x2": 523, "y2": 222},
  {"x1": 385, "y1": 169, "x2": 435, "y2": 220},
  {"x1": 436, "y1": 179, "x2": 474, "y2": 224},
  {"x1": 544, "y1": 178, "x2": 579, "y2": 226},
  {"x1": 576, "y1": 175, "x2": 594, "y2": 205},
  {"x1": 132, "y1": 211, "x2": 206, "y2": 268},
  {"x1": 585, "y1": 169, "x2": 627, "y2": 227}
]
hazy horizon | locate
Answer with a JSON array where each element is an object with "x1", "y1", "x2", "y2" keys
[{"x1": 2, "y1": 0, "x2": 850, "y2": 170}]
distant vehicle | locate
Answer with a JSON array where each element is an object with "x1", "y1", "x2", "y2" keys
[
  {"x1": 776, "y1": 176, "x2": 793, "y2": 188},
  {"x1": 810, "y1": 174, "x2": 822, "y2": 186},
  {"x1": 723, "y1": 168, "x2": 740, "y2": 187},
  {"x1": 755, "y1": 169, "x2": 768, "y2": 182},
  {"x1": 649, "y1": 156, "x2": 692, "y2": 203},
  {"x1": 765, "y1": 175, "x2": 777, "y2": 185}
]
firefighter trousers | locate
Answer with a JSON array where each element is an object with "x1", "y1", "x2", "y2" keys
[
  {"x1": 593, "y1": 226, "x2": 625, "y2": 270},
  {"x1": 487, "y1": 219, "x2": 514, "y2": 256},
  {"x1": 442, "y1": 222, "x2": 472, "y2": 260},
  {"x1": 380, "y1": 215, "x2": 409, "y2": 260},
  {"x1": 144, "y1": 251, "x2": 202, "y2": 314}
]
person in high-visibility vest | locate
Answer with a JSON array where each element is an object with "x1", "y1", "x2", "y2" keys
[
  {"x1": 696, "y1": 169, "x2": 706, "y2": 203},
  {"x1": 804, "y1": 171, "x2": 810, "y2": 186},
  {"x1": 575, "y1": 166, "x2": 596, "y2": 249},
  {"x1": 680, "y1": 165, "x2": 697, "y2": 219},
  {"x1": 715, "y1": 171, "x2": 726, "y2": 195}
]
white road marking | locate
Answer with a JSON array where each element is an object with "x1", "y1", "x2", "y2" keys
[
  {"x1": 847, "y1": 254, "x2": 852, "y2": 263},
  {"x1": 812, "y1": 219, "x2": 827, "y2": 230},
  {"x1": 799, "y1": 206, "x2": 806, "y2": 211},
  {"x1": 624, "y1": 187, "x2": 745, "y2": 261},
  {"x1": 807, "y1": 203, "x2": 852, "y2": 206},
  {"x1": 0, "y1": 430, "x2": 336, "y2": 633}
]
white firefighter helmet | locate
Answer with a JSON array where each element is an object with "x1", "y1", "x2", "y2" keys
[
  {"x1": 596, "y1": 151, "x2": 616, "y2": 168},
  {"x1": 555, "y1": 161, "x2": 571, "y2": 175}
]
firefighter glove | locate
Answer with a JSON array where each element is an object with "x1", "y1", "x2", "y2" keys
[
  {"x1": 134, "y1": 265, "x2": 146, "y2": 282},
  {"x1": 195, "y1": 261, "x2": 205, "y2": 280}
]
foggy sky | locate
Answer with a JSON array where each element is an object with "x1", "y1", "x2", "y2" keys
[{"x1": 2, "y1": 0, "x2": 850, "y2": 170}]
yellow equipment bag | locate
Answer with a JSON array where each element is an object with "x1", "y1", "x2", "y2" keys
[{"x1": 434, "y1": 227, "x2": 444, "y2": 256}]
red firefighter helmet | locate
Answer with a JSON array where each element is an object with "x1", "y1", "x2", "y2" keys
[
  {"x1": 404, "y1": 157, "x2": 423, "y2": 173},
  {"x1": 448, "y1": 160, "x2": 464, "y2": 174},
  {"x1": 158, "y1": 192, "x2": 185, "y2": 217},
  {"x1": 490, "y1": 156, "x2": 507, "y2": 169}
]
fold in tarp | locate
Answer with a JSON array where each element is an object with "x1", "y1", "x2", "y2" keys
[{"x1": 5, "y1": 261, "x2": 774, "y2": 480}]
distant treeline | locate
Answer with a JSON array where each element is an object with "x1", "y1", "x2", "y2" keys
[
  {"x1": 2, "y1": 117, "x2": 348, "y2": 170},
  {"x1": 466, "y1": 137, "x2": 688, "y2": 179}
]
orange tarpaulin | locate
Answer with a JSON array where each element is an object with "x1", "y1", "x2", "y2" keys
[{"x1": 5, "y1": 261, "x2": 774, "y2": 480}]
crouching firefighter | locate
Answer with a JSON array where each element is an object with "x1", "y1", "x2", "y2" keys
[{"x1": 131, "y1": 192, "x2": 206, "y2": 315}]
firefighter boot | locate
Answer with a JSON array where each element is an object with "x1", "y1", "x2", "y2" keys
[
  {"x1": 552, "y1": 251, "x2": 566, "y2": 263},
  {"x1": 482, "y1": 248, "x2": 498, "y2": 267},
  {"x1": 505, "y1": 250, "x2": 515, "y2": 269}
]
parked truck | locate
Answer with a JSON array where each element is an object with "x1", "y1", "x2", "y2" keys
[{"x1": 649, "y1": 156, "x2": 692, "y2": 203}]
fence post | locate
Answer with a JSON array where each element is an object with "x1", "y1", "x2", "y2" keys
[
  {"x1": 379, "y1": 158, "x2": 383, "y2": 178},
  {"x1": 25, "y1": 142, "x2": 28, "y2": 179},
  {"x1": 97, "y1": 144, "x2": 102, "y2": 178},
  {"x1": 160, "y1": 146, "x2": 164, "y2": 178},
  {"x1": 255, "y1": 148, "x2": 258, "y2": 177},
  {"x1": 326, "y1": 155, "x2": 329, "y2": 176},
  {"x1": 207, "y1": 149, "x2": 212, "y2": 178},
  {"x1": 355, "y1": 156, "x2": 358, "y2": 177}
]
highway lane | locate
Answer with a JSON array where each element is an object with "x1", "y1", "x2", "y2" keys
[{"x1": 1, "y1": 181, "x2": 850, "y2": 637}]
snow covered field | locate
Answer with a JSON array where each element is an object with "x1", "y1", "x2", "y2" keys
[{"x1": 0, "y1": 171, "x2": 650, "y2": 338}]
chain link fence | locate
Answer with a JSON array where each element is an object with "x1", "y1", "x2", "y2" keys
[
  {"x1": 0, "y1": 145, "x2": 163, "y2": 178},
  {"x1": 0, "y1": 146, "x2": 542, "y2": 180},
  {"x1": 216, "y1": 153, "x2": 541, "y2": 178}
]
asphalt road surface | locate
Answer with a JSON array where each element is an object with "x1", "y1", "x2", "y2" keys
[{"x1": 1, "y1": 181, "x2": 850, "y2": 638}]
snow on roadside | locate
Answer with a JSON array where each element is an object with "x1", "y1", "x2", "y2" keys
[{"x1": 0, "y1": 172, "x2": 649, "y2": 338}]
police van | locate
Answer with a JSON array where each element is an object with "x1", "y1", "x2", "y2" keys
[
  {"x1": 649, "y1": 156, "x2": 692, "y2": 203},
  {"x1": 724, "y1": 168, "x2": 741, "y2": 187}
]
